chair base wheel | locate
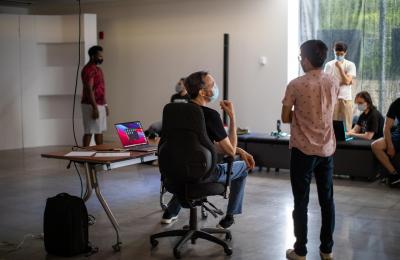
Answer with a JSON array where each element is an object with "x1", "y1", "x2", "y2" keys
[
  {"x1": 150, "y1": 239, "x2": 159, "y2": 248},
  {"x1": 112, "y1": 242, "x2": 122, "y2": 252},
  {"x1": 225, "y1": 232, "x2": 232, "y2": 241},
  {"x1": 224, "y1": 247, "x2": 233, "y2": 255},
  {"x1": 173, "y1": 249, "x2": 181, "y2": 259}
]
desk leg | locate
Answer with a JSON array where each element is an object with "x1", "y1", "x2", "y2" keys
[
  {"x1": 90, "y1": 167, "x2": 122, "y2": 252},
  {"x1": 82, "y1": 163, "x2": 93, "y2": 202}
]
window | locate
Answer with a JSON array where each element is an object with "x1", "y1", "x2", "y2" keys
[{"x1": 300, "y1": 0, "x2": 400, "y2": 113}]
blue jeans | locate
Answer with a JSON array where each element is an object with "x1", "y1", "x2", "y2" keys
[
  {"x1": 166, "y1": 160, "x2": 248, "y2": 216},
  {"x1": 290, "y1": 148, "x2": 335, "y2": 256},
  {"x1": 391, "y1": 129, "x2": 400, "y2": 152}
]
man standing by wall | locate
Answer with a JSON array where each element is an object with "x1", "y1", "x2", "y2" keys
[
  {"x1": 324, "y1": 41, "x2": 356, "y2": 131},
  {"x1": 281, "y1": 40, "x2": 340, "y2": 260},
  {"x1": 81, "y1": 45, "x2": 109, "y2": 146}
]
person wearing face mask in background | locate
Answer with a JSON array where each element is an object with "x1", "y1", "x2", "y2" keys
[
  {"x1": 81, "y1": 45, "x2": 109, "y2": 147},
  {"x1": 170, "y1": 77, "x2": 190, "y2": 103},
  {"x1": 346, "y1": 91, "x2": 384, "y2": 140},
  {"x1": 160, "y1": 71, "x2": 255, "y2": 229},
  {"x1": 324, "y1": 41, "x2": 357, "y2": 131},
  {"x1": 145, "y1": 78, "x2": 191, "y2": 140}
]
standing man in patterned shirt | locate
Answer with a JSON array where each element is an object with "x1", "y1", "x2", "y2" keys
[
  {"x1": 281, "y1": 40, "x2": 340, "y2": 260},
  {"x1": 81, "y1": 45, "x2": 109, "y2": 147}
]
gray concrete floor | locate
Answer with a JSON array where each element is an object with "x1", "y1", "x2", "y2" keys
[{"x1": 0, "y1": 146, "x2": 399, "y2": 260}]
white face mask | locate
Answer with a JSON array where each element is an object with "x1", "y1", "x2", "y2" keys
[
  {"x1": 335, "y1": 54, "x2": 345, "y2": 62},
  {"x1": 357, "y1": 103, "x2": 368, "y2": 112},
  {"x1": 175, "y1": 83, "x2": 184, "y2": 93},
  {"x1": 209, "y1": 83, "x2": 219, "y2": 102}
]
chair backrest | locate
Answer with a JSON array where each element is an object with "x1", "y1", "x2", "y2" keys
[{"x1": 158, "y1": 102, "x2": 217, "y2": 195}]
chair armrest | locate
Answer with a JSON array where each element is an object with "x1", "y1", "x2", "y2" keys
[{"x1": 223, "y1": 156, "x2": 234, "y2": 199}]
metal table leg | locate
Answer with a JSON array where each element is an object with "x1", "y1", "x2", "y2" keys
[
  {"x1": 82, "y1": 163, "x2": 93, "y2": 201},
  {"x1": 89, "y1": 165, "x2": 122, "y2": 252}
]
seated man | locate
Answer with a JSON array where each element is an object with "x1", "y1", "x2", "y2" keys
[
  {"x1": 161, "y1": 71, "x2": 255, "y2": 229},
  {"x1": 372, "y1": 98, "x2": 400, "y2": 186},
  {"x1": 347, "y1": 91, "x2": 384, "y2": 140}
]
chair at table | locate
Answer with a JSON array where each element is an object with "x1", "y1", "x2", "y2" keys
[{"x1": 150, "y1": 102, "x2": 234, "y2": 259}]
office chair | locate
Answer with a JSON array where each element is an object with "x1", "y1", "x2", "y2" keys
[{"x1": 150, "y1": 102, "x2": 234, "y2": 259}]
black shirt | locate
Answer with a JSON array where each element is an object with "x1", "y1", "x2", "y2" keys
[
  {"x1": 199, "y1": 105, "x2": 228, "y2": 143},
  {"x1": 387, "y1": 98, "x2": 400, "y2": 121},
  {"x1": 170, "y1": 93, "x2": 190, "y2": 103},
  {"x1": 357, "y1": 108, "x2": 384, "y2": 139}
]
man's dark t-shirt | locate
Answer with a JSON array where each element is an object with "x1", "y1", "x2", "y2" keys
[
  {"x1": 199, "y1": 105, "x2": 227, "y2": 143},
  {"x1": 356, "y1": 108, "x2": 384, "y2": 139},
  {"x1": 170, "y1": 93, "x2": 190, "y2": 103},
  {"x1": 387, "y1": 98, "x2": 400, "y2": 122},
  {"x1": 387, "y1": 98, "x2": 400, "y2": 149}
]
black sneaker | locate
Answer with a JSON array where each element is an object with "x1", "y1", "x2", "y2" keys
[
  {"x1": 216, "y1": 215, "x2": 234, "y2": 229},
  {"x1": 161, "y1": 210, "x2": 178, "y2": 224},
  {"x1": 389, "y1": 173, "x2": 400, "y2": 187}
]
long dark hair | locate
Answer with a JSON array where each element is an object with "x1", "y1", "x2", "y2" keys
[{"x1": 355, "y1": 91, "x2": 376, "y2": 110}]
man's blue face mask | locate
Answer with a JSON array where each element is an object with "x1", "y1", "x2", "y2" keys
[
  {"x1": 335, "y1": 54, "x2": 345, "y2": 62},
  {"x1": 209, "y1": 83, "x2": 219, "y2": 103}
]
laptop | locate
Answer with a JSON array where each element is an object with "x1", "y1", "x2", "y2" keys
[
  {"x1": 333, "y1": 120, "x2": 353, "y2": 141},
  {"x1": 114, "y1": 121, "x2": 157, "y2": 152}
]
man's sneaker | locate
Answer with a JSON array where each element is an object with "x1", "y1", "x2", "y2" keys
[
  {"x1": 389, "y1": 173, "x2": 400, "y2": 187},
  {"x1": 160, "y1": 210, "x2": 178, "y2": 224},
  {"x1": 286, "y1": 249, "x2": 306, "y2": 260},
  {"x1": 216, "y1": 215, "x2": 234, "y2": 229},
  {"x1": 319, "y1": 251, "x2": 333, "y2": 260}
]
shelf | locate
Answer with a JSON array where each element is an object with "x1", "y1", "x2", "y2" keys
[
  {"x1": 36, "y1": 41, "x2": 85, "y2": 44},
  {"x1": 38, "y1": 94, "x2": 81, "y2": 97}
]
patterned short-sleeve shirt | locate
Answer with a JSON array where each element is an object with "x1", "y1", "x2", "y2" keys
[
  {"x1": 282, "y1": 70, "x2": 340, "y2": 157},
  {"x1": 81, "y1": 63, "x2": 106, "y2": 105}
]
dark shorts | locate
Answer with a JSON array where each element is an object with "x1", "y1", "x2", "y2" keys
[{"x1": 391, "y1": 130, "x2": 400, "y2": 152}]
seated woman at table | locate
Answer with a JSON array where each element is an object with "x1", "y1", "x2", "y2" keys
[{"x1": 346, "y1": 91, "x2": 384, "y2": 140}]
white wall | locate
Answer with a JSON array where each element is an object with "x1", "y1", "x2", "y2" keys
[
  {"x1": 32, "y1": 0, "x2": 291, "y2": 142},
  {"x1": 0, "y1": 15, "x2": 23, "y2": 149},
  {"x1": 0, "y1": 14, "x2": 96, "y2": 150},
  {"x1": 19, "y1": 14, "x2": 97, "y2": 148}
]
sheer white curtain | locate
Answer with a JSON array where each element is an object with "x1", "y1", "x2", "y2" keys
[{"x1": 299, "y1": 0, "x2": 400, "y2": 113}]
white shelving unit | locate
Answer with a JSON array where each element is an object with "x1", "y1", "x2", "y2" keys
[{"x1": 0, "y1": 14, "x2": 97, "y2": 149}]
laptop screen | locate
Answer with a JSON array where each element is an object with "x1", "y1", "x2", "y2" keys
[{"x1": 115, "y1": 121, "x2": 148, "y2": 147}]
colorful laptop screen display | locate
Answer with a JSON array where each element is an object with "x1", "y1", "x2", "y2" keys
[{"x1": 115, "y1": 121, "x2": 147, "y2": 147}]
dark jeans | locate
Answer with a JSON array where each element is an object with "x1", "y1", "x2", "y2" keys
[{"x1": 290, "y1": 148, "x2": 335, "y2": 256}]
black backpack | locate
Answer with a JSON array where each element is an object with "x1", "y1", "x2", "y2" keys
[{"x1": 44, "y1": 193, "x2": 92, "y2": 256}]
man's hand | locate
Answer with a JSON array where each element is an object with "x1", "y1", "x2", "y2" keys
[
  {"x1": 92, "y1": 107, "x2": 99, "y2": 119},
  {"x1": 105, "y1": 106, "x2": 110, "y2": 117},
  {"x1": 335, "y1": 61, "x2": 342, "y2": 69},
  {"x1": 387, "y1": 145, "x2": 396, "y2": 158},
  {"x1": 220, "y1": 100, "x2": 235, "y2": 119},
  {"x1": 237, "y1": 148, "x2": 255, "y2": 170}
]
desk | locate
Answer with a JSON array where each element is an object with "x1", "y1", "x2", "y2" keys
[
  {"x1": 238, "y1": 133, "x2": 376, "y2": 179},
  {"x1": 41, "y1": 143, "x2": 157, "y2": 251}
]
